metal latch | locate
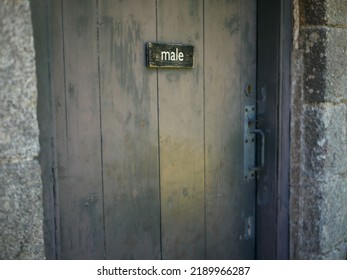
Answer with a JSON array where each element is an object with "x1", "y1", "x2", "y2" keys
[{"x1": 244, "y1": 106, "x2": 265, "y2": 180}]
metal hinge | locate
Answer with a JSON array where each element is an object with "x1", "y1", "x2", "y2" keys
[{"x1": 243, "y1": 106, "x2": 265, "y2": 181}]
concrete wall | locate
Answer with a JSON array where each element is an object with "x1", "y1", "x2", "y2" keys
[
  {"x1": 291, "y1": 0, "x2": 347, "y2": 259},
  {"x1": 0, "y1": 0, "x2": 45, "y2": 259}
]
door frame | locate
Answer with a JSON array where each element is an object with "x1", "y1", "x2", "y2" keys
[
  {"x1": 256, "y1": 0, "x2": 292, "y2": 259},
  {"x1": 31, "y1": 0, "x2": 292, "y2": 259}
]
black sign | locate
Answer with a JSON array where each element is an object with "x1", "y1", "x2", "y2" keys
[{"x1": 146, "y1": 42, "x2": 194, "y2": 68}]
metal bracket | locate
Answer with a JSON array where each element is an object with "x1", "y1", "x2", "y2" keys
[{"x1": 244, "y1": 106, "x2": 265, "y2": 180}]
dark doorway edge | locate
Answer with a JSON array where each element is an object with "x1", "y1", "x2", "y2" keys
[{"x1": 256, "y1": 0, "x2": 292, "y2": 259}]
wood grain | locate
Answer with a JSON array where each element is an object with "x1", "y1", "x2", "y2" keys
[
  {"x1": 157, "y1": 0, "x2": 205, "y2": 259},
  {"x1": 55, "y1": 0, "x2": 104, "y2": 259},
  {"x1": 99, "y1": 0, "x2": 161, "y2": 259},
  {"x1": 50, "y1": 0, "x2": 257, "y2": 259},
  {"x1": 204, "y1": 0, "x2": 256, "y2": 259}
]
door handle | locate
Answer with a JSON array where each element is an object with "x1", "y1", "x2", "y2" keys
[
  {"x1": 244, "y1": 106, "x2": 265, "y2": 180},
  {"x1": 249, "y1": 128, "x2": 265, "y2": 171}
]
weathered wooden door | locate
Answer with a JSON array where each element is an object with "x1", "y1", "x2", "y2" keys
[{"x1": 51, "y1": 0, "x2": 256, "y2": 259}]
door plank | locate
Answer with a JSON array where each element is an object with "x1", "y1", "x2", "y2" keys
[
  {"x1": 99, "y1": 0, "x2": 161, "y2": 259},
  {"x1": 50, "y1": 0, "x2": 65, "y2": 259},
  {"x1": 204, "y1": 0, "x2": 256, "y2": 259},
  {"x1": 55, "y1": 0, "x2": 104, "y2": 259},
  {"x1": 157, "y1": 0, "x2": 205, "y2": 259}
]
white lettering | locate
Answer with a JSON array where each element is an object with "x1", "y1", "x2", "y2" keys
[
  {"x1": 170, "y1": 51, "x2": 175, "y2": 60},
  {"x1": 161, "y1": 51, "x2": 171, "y2": 61},
  {"x1": 178, "y1": 52, "x2": 184, "y2": 61},
  {"x1": 160, "y1": 48, "x2": 184, "y2": 61}
]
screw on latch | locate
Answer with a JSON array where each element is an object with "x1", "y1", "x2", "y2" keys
[
  {"x1": 244, "y1": 105, "x2": 265, "y2": 181},
  {"x1": 244, "y1": 84, "x2": 253, "y2": 97}
]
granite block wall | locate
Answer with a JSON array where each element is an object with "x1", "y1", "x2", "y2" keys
[
  {"x1": 290, "y1": 0, "x2": 347, "y2": 259},
  {"x1": 0, "y1": 0, "x2": 44, "y2": 259}
]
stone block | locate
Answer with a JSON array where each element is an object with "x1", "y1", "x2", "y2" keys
[
  {"x1": 300, "y1": 28, "x2": 327, "y2": 103},
  {"x1": 0, "y1": 0, "x2": 40, "y2": 161},
  {"x1": 326, "y1": 0, "x2": 347, "y2": 26},
  {"x1": 290, "y1": 184, "x2": 321, "y2": 259},
  {"x1": 299, "y1": 0, "x2": 327, "y2": 26},
  {"x1": 299, "y1": 0, "x2": 347, "y2": 27},
  {"x1": 325, "y1": 28, "x2": 347, "y2": 103},
  {"x1": 319, "y1": 176, "x2": 347, "y2": 255},
  {"x1": 0, "y1": 160, "x2": 45, "y2": 259},
  {"x1": 300, "y1": 27, "x2": 347, "y2": 104},
  {"x1": 300, "y1": 104, "x2": 347, "y2": 184},
  {"x1": 290, "y1": 176, "x2": 347, "y2": 259},
  {"x1": 290, "y1": 103, "x2": 347, "y2": 259}
]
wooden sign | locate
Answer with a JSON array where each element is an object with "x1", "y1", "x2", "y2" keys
[{"x1": 146, "y1": 42, "x2": 194, "y2": 68}]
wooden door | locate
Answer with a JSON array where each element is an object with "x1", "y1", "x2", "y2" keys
[{"x1": 52, "y1": 0, "x2": 256, "y2": 259}]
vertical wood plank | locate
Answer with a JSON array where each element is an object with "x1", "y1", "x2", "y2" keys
[
  {"x1": 99, "y1": 0, "x2": 161, "y2": 259},
  {"x1": 204, "y1": 0, "x2": 256, "y2": 259},
  {"x1": 55, "y1": 0, "x2": 104, "y2": 259},
  {"x1": 157, "y1": 0, "x2": 205, "y2": 259},
  {"x1": 50, "y1": 0, "x2": 66, "y2": 259}
]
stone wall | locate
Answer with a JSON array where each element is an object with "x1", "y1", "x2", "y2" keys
[
  {"x1": 290, "y1": 0, "x2": 347, "y2": 259},
  {"x1": 0, "y1": 0, "x2": 44, "y2": 259}
]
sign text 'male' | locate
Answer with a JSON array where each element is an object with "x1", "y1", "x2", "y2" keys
[{"x1": 146, "y1": 42, "x2": 194, "y2": 68}]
